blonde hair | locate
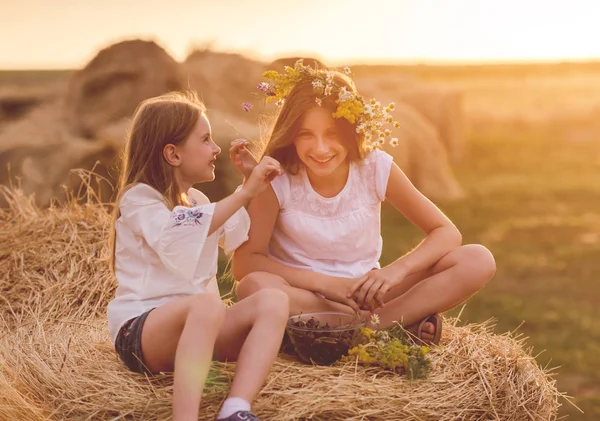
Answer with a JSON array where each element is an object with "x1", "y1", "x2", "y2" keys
[
  {"x1": 261, "y1": 70, "x2": 368, "y2": 174},
  {"x1": 108, "y1": 91, "x2": 206, "y2": 273}
]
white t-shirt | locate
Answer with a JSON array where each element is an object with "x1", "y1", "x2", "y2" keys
[
  {"x1": 268, "y1": 149, "x2": 393, "y2": 279},
  {"x1": 106, "y1": 183, "x2": 250, "y2": 344}
]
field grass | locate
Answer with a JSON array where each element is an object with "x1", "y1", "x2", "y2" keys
[{"x1": 377, "y1": 126, "x2": 600, "y2": 419}]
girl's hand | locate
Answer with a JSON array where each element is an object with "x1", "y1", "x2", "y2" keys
[
  {"x1": 347, "y1": 268, "x2": 396, "y2": 311},
  {"x1": 241, "y1": 156, "x2": 281, "y2": 198},
  {"x1": 229, "y1": 138, "x2": 257, "y2": 179},
  {"x1": 317, "y1": 276, "x2": 362, "y2": 314}
]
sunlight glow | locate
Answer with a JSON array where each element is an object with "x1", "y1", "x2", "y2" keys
[{"x1": 1, "y1": 0, "x2": 599, "y2": 69}]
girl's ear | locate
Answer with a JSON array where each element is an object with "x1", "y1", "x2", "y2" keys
[{"x1": 163, "y1": 144, "x2": 181, "y2": 167}]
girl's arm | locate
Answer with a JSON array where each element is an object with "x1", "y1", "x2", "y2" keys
[
  {"x1": 119, "y1": 159, "x2": 280, "y2": 283},
  {"x1": 207, "y1": 188, "x2": 252, "y2": 236},
  {"x1": 209, "y1": 156, "x2": 280, "y2": 235},
  {"x1": 232, "y1": 186, "x2": 361, "y2": 311},
  {"x1": 383, "y1": 162, "x2": 462, "y2": 280},
  {"x1": 349, "y1": 162, "x2": 462, "y2": 307}
]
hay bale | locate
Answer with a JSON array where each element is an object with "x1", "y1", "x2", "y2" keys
[
  {"x1": 0, "y1": 103, "x2": 118, "y2": 208},
  {"x1": 1, "y1": 43, "x2": 251, "y2": 208},
  {"x1": 0, "y1": 94, "x2": 44, "y2": 122},
  {"x1": 0, "y1": 317, "x2": 562, "y2": 421},
  {"x1": 65, "y1": 39, "x2": 186, "y2": 138},
  {"x1": 382, "y1": 102, "x2": 464, "y2": 201},
  {"x1": 0, "y1": 187, "x2": 114, "y2": 324},
  {"x1": 355, "y1": 76, "x2": 466, "y2": 162},
  {"x1": 182, "y1": 50, "x2": 266, "y2": 200},
  {"x1": 0, "y1": 78, "x2": 67, "y2": 124},
  {"x1": 183, "y1": 50, "x2": 264, "y2": 128},
  {"x1": 396, "y1": 85, "x2": 466, "y2": 163},
  {"x1": 268, "y1": 57, "x2": 326, "y2": 71},
  {"x1": 0, "y1": 188, "x2": 564, "y2": 420}
]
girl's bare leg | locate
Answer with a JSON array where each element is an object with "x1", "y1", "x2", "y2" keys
[
  {"x1": 376, "y1": 244, "x2": 496, "y2": 336},
  {"x1": 236, "y1": 272, "x2": 355, "y2": 316},
  {"x1": 140, "y1": 293, "x2": 226, "y2": 421},
  {"x1": 138, "y1": 289, "x2": 290, "y2": 420},
  {"x1": 212, "y1": 288, "x2": 290, "y2": 402}
]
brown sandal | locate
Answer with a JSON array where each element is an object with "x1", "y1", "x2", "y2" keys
[{"x1": 407, "y1": 314, "x2": 443, "y2": 346}]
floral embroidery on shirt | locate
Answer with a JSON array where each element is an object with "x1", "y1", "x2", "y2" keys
[{"x1": 172, "y1": 207, "x2": 204, "y2": 227}]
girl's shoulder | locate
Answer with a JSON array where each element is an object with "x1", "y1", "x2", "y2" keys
[
  {"x1": 355, "y1": 149, "x2": 394, "y2": 202},
  {"x1": 187, "y1": 188, "x2": 210, "y2": 206},
  {"x1": 119, "y1": 183, "x2": 165, "y2": 208},
  {"x1": 270, "y1": 169, "x2": 298, "y2": 208},
  {"x1": 360, "y1": 148, "x2": 393, "y2": 168}
]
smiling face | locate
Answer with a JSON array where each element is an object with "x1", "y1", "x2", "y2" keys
[
  {"x1": 293, "y1": 106, "x2": 349, "y2": 180},
  {"x1": 174, "y1": 113, "x2": 222, "y2": 186}
]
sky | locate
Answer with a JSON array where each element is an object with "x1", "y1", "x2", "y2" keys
[{"x1": 1, "y1": 0, "x2": 600, "y2": 69}]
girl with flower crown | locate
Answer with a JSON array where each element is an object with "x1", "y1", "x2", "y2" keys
[{"x1": 230, "y1": 62, "x2": 496, "y2": 345}]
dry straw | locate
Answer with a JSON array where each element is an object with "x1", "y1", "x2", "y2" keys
[{"x1": 0, "y1": 184, "x2": 569, "y2": 420}]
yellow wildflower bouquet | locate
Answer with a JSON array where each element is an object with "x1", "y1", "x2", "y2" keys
[
  {"x1": 342, "y1": 322, "x2": 432, "y2": 380},
  {"x1": 253, "y1": 59, "x2": 401, "y2": 150}
]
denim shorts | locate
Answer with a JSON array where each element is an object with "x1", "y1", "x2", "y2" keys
[{"x1": 114, "y1": 309, "x2": 154, "y2": 374}]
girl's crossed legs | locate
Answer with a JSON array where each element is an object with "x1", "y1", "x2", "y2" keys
[{"x1": 237, "y1": 244, "x2": 495, "y2": 342}]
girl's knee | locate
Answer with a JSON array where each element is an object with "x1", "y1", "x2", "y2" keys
[
  {"x1": 186, "y1": 293, "x2": 226, "y2": 328},
  {"x1": 459, "y1": 244, "x2": 496, "y2": 288},
  {"x1": 254, "y1": 288, "x2": 290, "y2": 320},
  {"x1": 236, "y1": 271, "x2": 285, "y2": 298},
  {"x1": 236, "y1": 272, "x2": 263, "y2": 298}
]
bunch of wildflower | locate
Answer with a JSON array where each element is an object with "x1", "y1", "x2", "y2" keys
[
  {"x1": 252, "y1": 59, "x2": 401, "y2": 150},
  {"x1": 342, "y1": 323, "x2": 431, "y2": 379}
]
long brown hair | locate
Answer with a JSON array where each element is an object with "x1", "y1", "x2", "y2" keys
[
  {"x1": 261, "y1": 70, "x2": 368, "y2": 174},
  {"x1": 108, "y1": 90, "x2": 206, "y2": 273}
]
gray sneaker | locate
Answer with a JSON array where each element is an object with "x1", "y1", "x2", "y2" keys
[{"x1": 216, "y1": 410, "x2": 262, "y2": 421}]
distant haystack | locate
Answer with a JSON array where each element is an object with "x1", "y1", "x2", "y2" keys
[
  {"x1": 0, "y1": 102, "x2": 118, "y2": 207},
  {"x1": 182, "y1": 50, "x2": 267, "y2": 198},
  {"x1": 0, "y1": 76, "x2": 68, "y2": 125},
  {"x1": 395, "y1": 85, "x2": 466, "y2": 162},
  {"x1": 183, "y1": 50, "x2": 264, "y2": 130},
  {"x1": 0, "y1": 41, "x2": 468, "y2": 205},
  {"x1": 382, "y1": 102, "x2": 464, "y2": 201},
  {"x1": 356, "y1": 76, "x2": 466, "y2": 163},
  {"x1": 268, "y1": 57, "x2": 326, "y2": 71},
  {"x1": 65, "y1": 40, "x2": 185, "y2": 139}
]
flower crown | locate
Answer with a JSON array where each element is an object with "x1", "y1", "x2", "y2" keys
[{"x1": 245, "y1": 59, "x2": 400, "y2": 149}]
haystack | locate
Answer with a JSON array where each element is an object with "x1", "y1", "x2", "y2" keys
[
  {"x1": 0, "y1": 316, "x2": 562, "y2": 421},
  {"x1": 0, "y1": 103, "x2": 118, "y2": 207},
  {"x1": 183, "y1": 50, "x2": 264, "y2": 128},
  {"x1": 182, "y1": 50, "x2": 268, "y2": 198},
  {"x1": 382, "y1": 102, "x2": 465, "y2": 201},
  {"x1": 0, "y1": 41, "x2": 242, "y2": 206},
  {"x1": 65, "y1": 39, "x2": 186, "y2": 139},
  {"x1": 268, "y1": 57, "x2": 326, "y2": 71},
  {"x1": 0, "y1": 39, "x2": 189, "y2": 209},
  {"x1": 356, "y1": 76, "x2": 466, "y2": 162},
  {"x1": 396, "y1": 84, "x2": 466, "y2": 163},
  {"x1": 0, "y1": 187, "x2": 565, "y2": 420},
  {"x1": 0, "y1": 77, "x2": 67, "y2": 124}
]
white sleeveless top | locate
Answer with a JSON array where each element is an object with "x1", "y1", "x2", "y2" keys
[{"x1": 269, "y1": 149, "x2": 393, "y2": 279}]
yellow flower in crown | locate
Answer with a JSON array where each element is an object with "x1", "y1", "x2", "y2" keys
[{"x1": 252, "y1": 59, "x2": 401, "y2": 149}]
